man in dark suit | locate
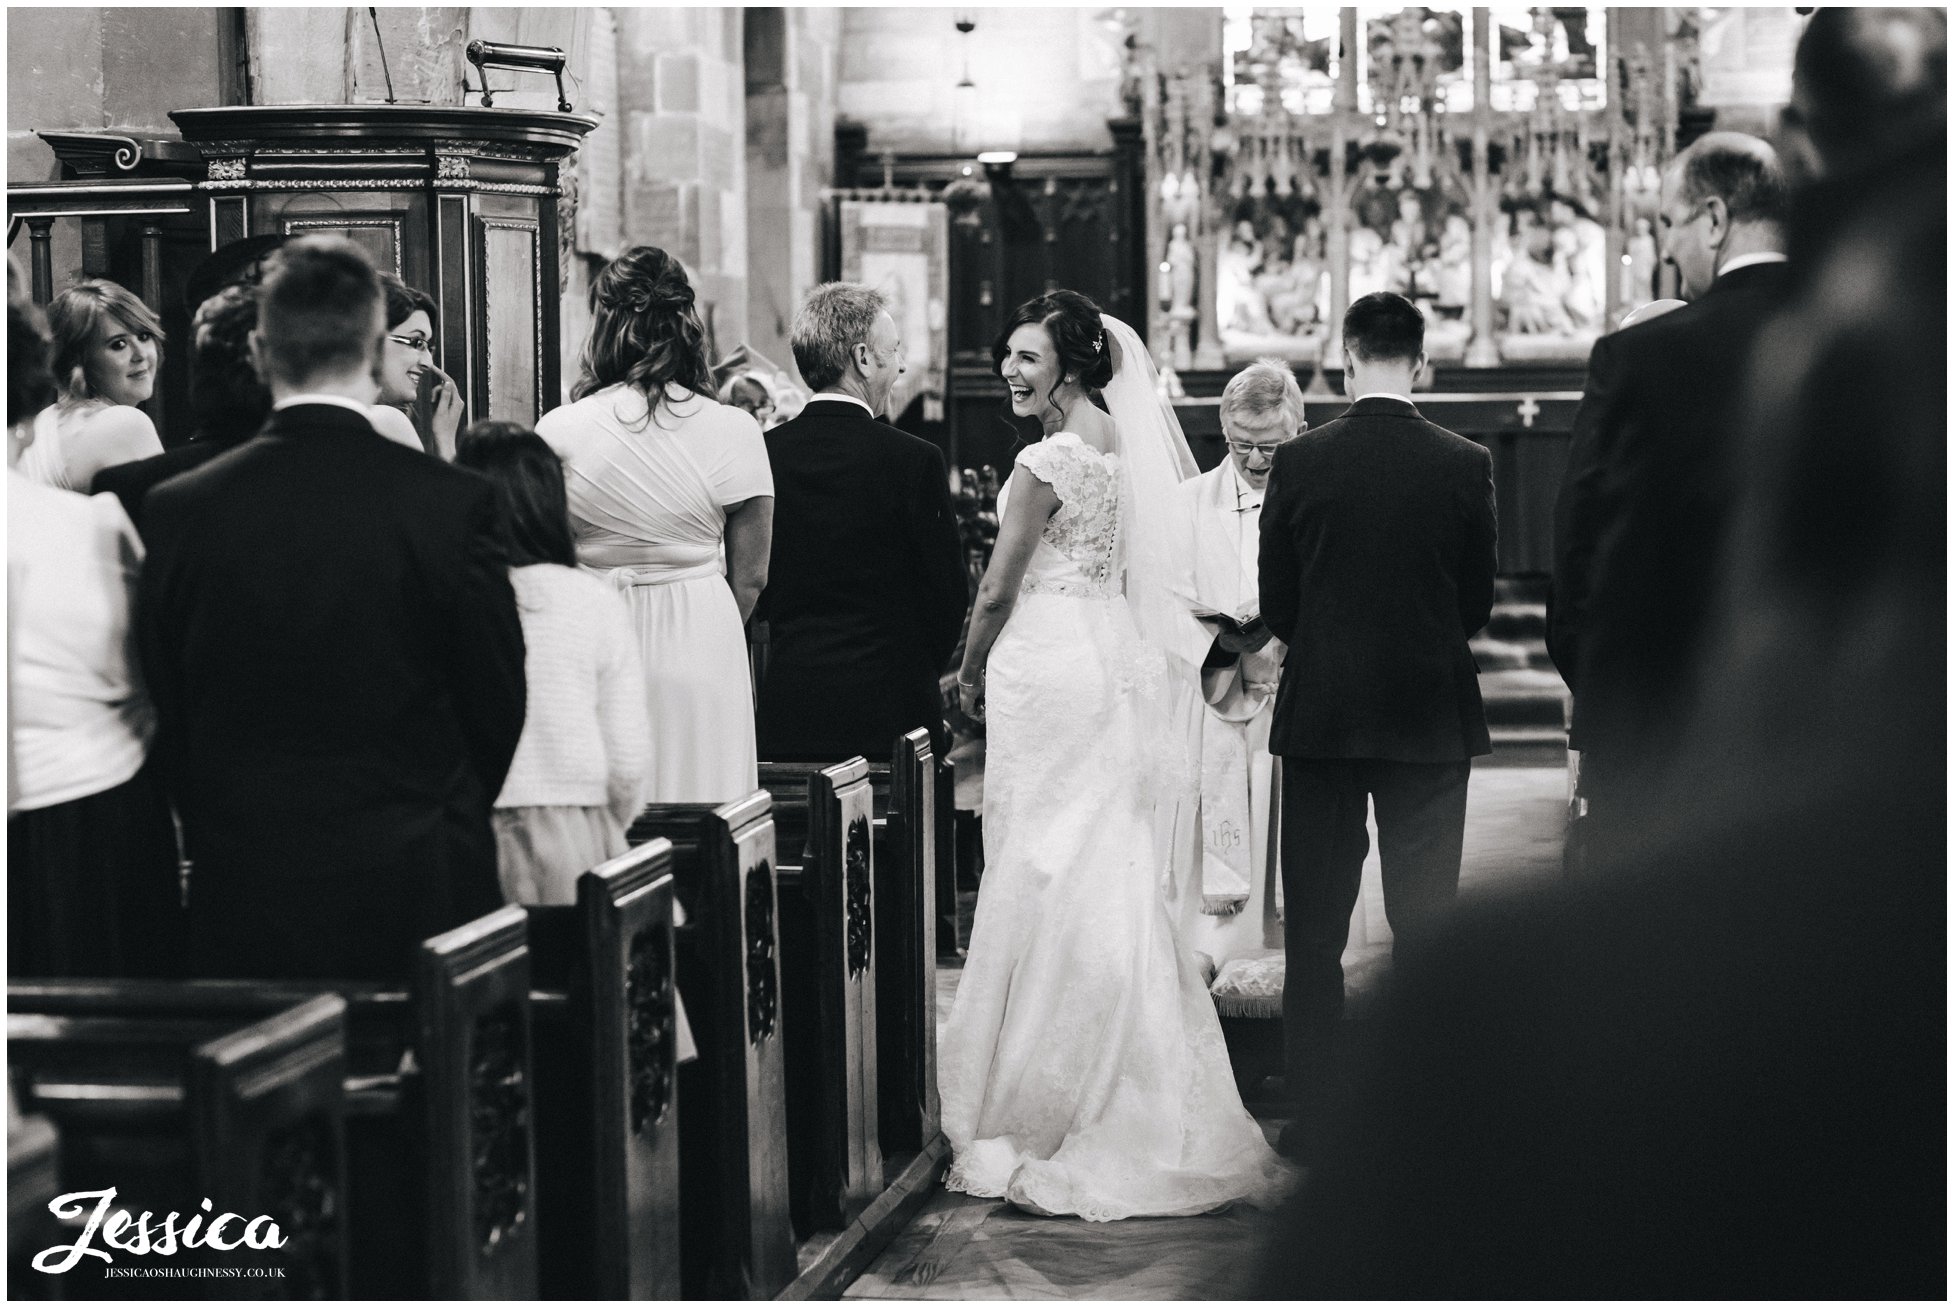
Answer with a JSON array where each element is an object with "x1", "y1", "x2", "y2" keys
[
  {"x1": 1549, "y1": 133, "x2": 1791, "y2": 833},
  {"x1": 1259, "y1": 291, "x2": 1498, "y2": 1160},
  {"x1": 754, "y1": 282, "x2": 967, "y2": 761},
  {"x1": 136, "y1": 236, "x2": 526, "y2": 982}
]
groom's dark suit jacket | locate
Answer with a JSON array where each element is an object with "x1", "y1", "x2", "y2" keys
[
  {"x1": 755, "y1": 397, "x2": 968, "y2": 760},
  {"x1": 136, "y1": 402, "x2": 526, "y2": 982},
  {"x1": 1549, "y1": 260, "x2": 1792, "y2": 783},
  {"x1": 1259, "y1": 396, "x2": 1498, "y2": 762}
]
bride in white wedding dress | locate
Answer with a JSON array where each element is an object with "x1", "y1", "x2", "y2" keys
[{"x1": 940, "y1": 291, "x2": 1293, "y2": 1220}]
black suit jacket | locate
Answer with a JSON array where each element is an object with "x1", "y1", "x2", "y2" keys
[
  {"x1": 136, "y1": 403, "x2": 526, "y2": 981},
  {"x1": 1549, "y1": 261, "x2": 1791, "y2": 772},
  {"x1": 754, "y1": 397, "x2": 968, "y2": 760},
  {"x1": 1259, "y1": 396, "x2": 1497, "y2": 762},
  {"x1": 93, "y1": 438, "x2": 240, "y2": 536}
]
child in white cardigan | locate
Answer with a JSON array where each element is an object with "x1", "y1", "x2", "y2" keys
[{"x1": 456, "y1": 421, "x2": 650, "y2": 904}]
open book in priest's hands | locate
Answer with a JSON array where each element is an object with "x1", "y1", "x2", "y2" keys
[{"x1": 1193, "y1": 606, "x2": 1265, "y2": 639}]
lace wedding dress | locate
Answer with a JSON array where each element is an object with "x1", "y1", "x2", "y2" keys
[{"x1": 938, "y1": 431, "x2": 1293, "y2": 1220}]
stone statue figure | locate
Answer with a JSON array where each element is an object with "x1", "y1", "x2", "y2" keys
[
  {"x1": 1166, "y1": 222, "x2": 1197, "y2": 370},
  {"x1": 1622, "y1": 217, "x2": 1659, "y2": 314}
]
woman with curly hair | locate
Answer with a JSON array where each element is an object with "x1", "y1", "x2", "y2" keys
[{"x1": 537, "y1": 246, "x2": 773, "y2": 802}]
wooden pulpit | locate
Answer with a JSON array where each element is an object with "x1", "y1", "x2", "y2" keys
[{"x1": 169, "y1": 105, "x2": 595, "y2": 427}]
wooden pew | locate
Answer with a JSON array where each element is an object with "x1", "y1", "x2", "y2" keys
[
  {"x1": 756, "y1": 758, "x2": 882, "y2": 1240},
  {"x1": 523, "y1": 840, "x2": 682, "y2": 1301},
  {"x1": 6, "y1": 993, "x2": 350, "y2": 1296},
  {"x1": 763, "y1": 733, "x2": 941, "y2": 1161},
  {"x1": 874, "y1": 731, "x2": 942, "y2": 1159},
  {"x1": 8, "y1": 1096, "x2": 60, "y2": 1296},
  {"x1": 8, "y1": 906, "x2": 537, "y2": 1299},
  {"x1": 629, "y1": 793, "x2": 796, "y2": 1301}
]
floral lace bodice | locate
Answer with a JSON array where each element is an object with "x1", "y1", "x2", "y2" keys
[{"x1": 1004, "y1": 432, "x2": 1121, "y2": 599}]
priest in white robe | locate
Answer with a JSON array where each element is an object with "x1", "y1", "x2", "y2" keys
[{"x1": 1171, "y1": 359, "x2": 1306, "y2": 968}]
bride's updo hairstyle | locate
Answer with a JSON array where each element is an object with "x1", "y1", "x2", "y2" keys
[
  {"x1": 573, "y1": 245, "x2": 715, "y2": 410},
  {"x1": 991, "y1": 289, "x2": 1115, "y2": 399}
]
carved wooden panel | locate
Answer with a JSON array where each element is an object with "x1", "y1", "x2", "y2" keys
[
  {"x1": 845, "y1": 815, "x2": 873, "y2": 977},
  {"x1": 744, "y1": 859, "x2": 779, "y2": 1045},
  {"x1": 281, "y1": 215, "x2": 403, "y2": 275},
  {"x1": 625, "y1": 924, "x2": 675, "y2": 1132},
  {"x1": 469, "y1": 1001, "x2": 533, "y2": 1257},
  {"x1": 258, "y1": 1113, "x2": 344, "y2": 1297},
  {"x1": 478, "y1": 218, "x2": 541, "y2": 423}
]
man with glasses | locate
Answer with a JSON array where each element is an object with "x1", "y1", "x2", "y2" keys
[
  {"x1": 1170, "y1": 359, "x2": 1303, "y2": 972},
  {"x1": 1549, "y1": 133, "x2": 1791, "y2": 858}
]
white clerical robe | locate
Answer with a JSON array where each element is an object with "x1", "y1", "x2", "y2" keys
[{"x1": 1167, "y1": 460, "x2": 1286, "y2": 966}]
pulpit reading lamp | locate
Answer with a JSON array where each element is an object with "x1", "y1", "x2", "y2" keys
[{"x1": 466, "y1": 41, "x2": 574, "y2": 113}]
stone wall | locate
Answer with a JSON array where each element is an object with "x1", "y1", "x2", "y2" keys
[
  {"x1": 612, "y1": 6, "x2": 750, "y2": 362},
  {"x1": 6, "y1": 7, "x2": 234, "y2": 180}
]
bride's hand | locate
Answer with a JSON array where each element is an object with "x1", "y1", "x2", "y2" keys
[{"x1": 958, "y1": 671, "x2": 985, "y2": 722}]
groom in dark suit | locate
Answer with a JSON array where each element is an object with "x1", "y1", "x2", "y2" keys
[
  {"x1": 755, "y1": 282, "x2": 968, "y2": 760},
  {"x1": 136, "y1": 236, "x2": 526, "y2": 981},
  {"x1": 1259, "y1": 292, "x2": 1498, "y2": 1159}
]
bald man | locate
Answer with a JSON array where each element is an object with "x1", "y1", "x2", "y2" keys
[{"x1": 1548, "y1": 133, "x2": 1793, "y2": 844}]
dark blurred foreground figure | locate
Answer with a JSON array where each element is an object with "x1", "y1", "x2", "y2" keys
[
  {"x1": 1255, "y1": 12, "x2": 1944, "y2": 1297},
  {"x1": 92, "y1": 282, "x2": 272, "y2": 532},
  {"x1": 136, "y1": 236, "x2": 527, "y2": 981}
]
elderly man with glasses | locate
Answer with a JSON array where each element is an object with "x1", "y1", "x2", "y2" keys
[{"x1": 1167, "y1": 357, "x2": 1305, "y2": 975}]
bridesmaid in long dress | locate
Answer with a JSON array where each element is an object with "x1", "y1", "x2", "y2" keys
[{"x1": 538, "y1": 246, "x2": 774, "y2": 803}]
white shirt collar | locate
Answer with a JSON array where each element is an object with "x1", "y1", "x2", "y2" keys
[
  {"x1": 1227, "y1": 458, "x2": 1264, "y2": 506},
  {"x1": 1354, "y1": 391, "x2": 1414, "y2": 405},
  {"x1": 1718, "y1": 251, "x2": 1789, "y2": 278},
  {"x1": 809, "y1": 392, "x2": 875, "y2": 417},
  {"x1": 272, "y1": 394, "x2": 373, "y2": 416}
]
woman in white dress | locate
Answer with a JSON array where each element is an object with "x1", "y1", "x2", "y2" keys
[
  {"x1": 23, "y1": 279, "x2": 166, "y2": 491},
  {"x1": 538, "y1": 247, "x2": 773, "y2": 803},
  {"x1": 940, "y1": 290, "x2": 1291, "y2": 1220}
]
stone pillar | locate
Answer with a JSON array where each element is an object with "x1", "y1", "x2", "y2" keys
[
  {"x1": 615, "y1": 7, "x2": 750, "y2": 357},
  {"x1": 743, "y1": 8, "x2": 840, "y2": 378},
  {"x1": 1602, "y1": 8, "x2": 1625, "y2": 329},
  {"x1": 1465, "y1": 7, "x2": 1500, "y2": 367},
  {"x1": 1323, "y1": 6, "x2": 1358, "y2": 373},
  {"x1": 1189, "y1": 79, "x2": 1224, "y2": 370}
]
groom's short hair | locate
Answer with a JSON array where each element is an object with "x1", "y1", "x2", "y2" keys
[
  {"x1": 256, "y1": 235, "x2": 384, "y2": 388},
  {"x1": 792, "y1": 282, "x2": 888, "y2": 392},
  {"x1": 1342, "y1": 292, "x2": 1425, "y2": 364},
  {"x1": 1219, "y1": 358, "x2": 1305, "y2": 433}
]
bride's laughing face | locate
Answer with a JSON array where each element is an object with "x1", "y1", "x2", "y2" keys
[{"x1": 999, "y1": 323, "x2": 1061, "y2": 418}]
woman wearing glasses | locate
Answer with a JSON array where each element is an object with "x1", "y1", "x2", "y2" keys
[
  {"x1": 372, "y1": 273, "x2": 464, "y2": 456},
  {"x1": 1170, "y1": 359, "x2": 1303, "y2": 980}
]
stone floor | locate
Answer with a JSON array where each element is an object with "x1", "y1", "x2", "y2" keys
[{"x1": 850, "y1": 766, "x2": 1568, "y2": 1301}]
